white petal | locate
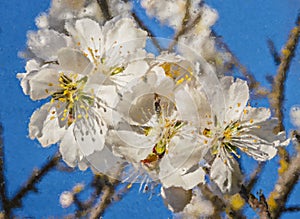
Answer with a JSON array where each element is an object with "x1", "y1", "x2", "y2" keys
[
  {"x1": 29, "y1": 68, "x2": 60, "y2": 100},
  {"x1": 27, "y1": 29, "x2": 69, "y2": 61},
  {"x1": 66, "y1": 18, "x2": 103, "y2": 58},
  {"x1": 240, "y1": 106, "x2": 271, "y2": 124},
  {"x1": 60, "y1": 126, "x2": 81, "y2": 168},
  {"x1": 290, "y1": 105, "x2": 300, "y2": 129},
  {"x1": 114, "y1": 130, "x2": 154, "y2": 150},
  {"x1": 175, "y1": 85, "x2": 211, "y2": 125},
  {"x1": 210, "y1": 150, "x2": 242, "y2": 194},
  {"x1": 57, "y1": 48, "x2": 93, "y2": 74},
  {"x1": 29, "y1": 103, "x2": 66, "y2": 147},
  {"x1": 110, "y1": 60, "x2": 149, "y2": 90},
  {"x1": 103, "y1": 18, "x2": 147, "y2": 60},
  {"x1": 74, "y1": 115, "x2": 107, "y2": 156},
  {"x1": 221, "y1": 77, "x2": 249, "y2": 124},
  {"x1": 86, "y1": 148, "x2": 123, "y2": 175},
  {"x1": 160, "y1": 157, "x2": 205, "y2": 190}
]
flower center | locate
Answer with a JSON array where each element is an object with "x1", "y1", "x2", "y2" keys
[
  {"x1": 202, "y1": 121, "x2": 241, "y2": 158},
  {"x1": 141, "y1": 117, "x2": 184, "y2": 169},
  {"x1": 160, "y1": 62, "x2": 193, "y2": 85},
  {"x1": 50, "y1": 73, "x2": 93, "y2": 126}
]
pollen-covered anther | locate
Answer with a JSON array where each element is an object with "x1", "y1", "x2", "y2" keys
[{"x1": 203, "y1": 128, "x2": 212, "y2": 137}]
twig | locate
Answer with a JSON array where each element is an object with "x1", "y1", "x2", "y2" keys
[
  {"x1": 268, "y1": 131, "x2": 300, "y2": 219},
  {"x1": 240, "y1": 186, "x2": 271, "y2": 219},
  {"x1": 199, "y1": 184, "x2": 245, "y2": 219},
  {"x1": 0, "y1": 124, "x2": 10, "y2": 218},
  {"x1": 268, "y1": 13, "x2": 300, "y2": 182},
  {"x1": 9, "y1": 153, "x2": 61, "y2": 209},
  {"x1": 89, "y1": 174, "x2": 120, "y2": 219},
  {"x1": 267, "y1": 38, "x2": 281, "y2": 65},
  {"x1": 269, "y1": 13, "x2": 300, "y2": 133},
  {"x1": 283, "y1": 206, "x2": 300, "y2": 212},
  {"x1": 97, "y1": 0, "x2": 112, "y2": 21},
  {"x1": 245, "y1": 162, "x2": 265, "y2": 193},
  {"x1": 168, "y1": 1, "x2": 204, "y2": 52},
  {"x1": 131, "y1": 12, "x2": 162, "y2": 52}
]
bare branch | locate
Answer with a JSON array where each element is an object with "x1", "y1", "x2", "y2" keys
[
  {"x1": 267, "y1": 38, "x2": 281, "y2": 66},
  {"x1": 89, "y1": 174, "x2": 119, "y2": 219},
  {"x1": 268, "y1": 13, "x2": 300, "y2": 183},
  {"x1": 245, "y1": 162, "x2": 265, "y2": 193},
  {"x1": 240, "y1": 186, "x2": 271, "y2": 219},
  {"x1": 283, "y1": 206, "x2": 300, "y2": 212},
  {"x1": 97, "y1": 0, "x2": 112, "y2": 21},
  {"x1": 269, "y1": 13, "x2": 300, "y2": 133},
  {"x1": 131, "y1": 12, "x2": 163, "y2": 52},
  {"x1": 0, "y1": 124, "x2": 10, "y2": 218},
  {"x1": 9, "y1": 153, "x2": 61, "y2": 210},
  {"x1": 268, "y1": 131, "x2": 300, "y2": 218},
  {"x1": 199, "y1": 184, "x2": 246, "y2": 219},
  {"x1": 168, "y1": 1, "x2": 204, "y2": 52}
]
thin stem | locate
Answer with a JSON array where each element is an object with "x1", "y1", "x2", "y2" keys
[
  {"x1": 131, "y1": 12, "x2": 162, "y2": 52},
  {"x1": 168, "y1": 1, "x2": 204, "y2": 52},
  {"x1": 245, "y1": 162, "x2": 265, "y2": 193},
  {"x1": 240, "y1": 186, "x2": 271, "y2": 219},
  {"x1": 97, "y1": 0, "x2": 112, "y2": 21},
  {"x1": 0, "y1": 124, "x2": 10, "y2": 218},
  {"x1": 89, "y1": 171, "x2": 121, "y2": 219},
  {"x1": 268, "y1": 13, "x2": 300, "y2": 185},
  {"x1": 283, "y1": 206, "x2": 300, "y2": 212},
  {"x1": 9, "y1": 153, "x2": 61, "y2": 210},
  {"x1": 269, "y1": 13, "x2": 300, "y2": 133},
  {"x1": 268, "y1": 131, "x2": 300, "y2": 218}
]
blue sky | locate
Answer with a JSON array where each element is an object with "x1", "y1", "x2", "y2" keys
[{"x1": 0, "y1": 0, "x2": 300, "y2": 218}]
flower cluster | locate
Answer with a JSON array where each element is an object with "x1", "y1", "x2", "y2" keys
[{"x1": 18, "y1": 0, "x2": 289, "y2": 212}]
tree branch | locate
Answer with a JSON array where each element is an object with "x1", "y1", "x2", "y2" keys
[
  {"x1": 89, "y1": 174, "x2": 119, "y2": 219},
  {"x1": 97, "y1": 0, "x2": 112, "y2": 21},
  {"x1": 245, "y1": 162, "x2": 265, "y2": 194},
  {"x1": 239, "y1": 186, "x2": 271, "y2": 219},
  {"x1": 0, "y1": 124, "x2": 10, "y2": 218},
  {"x1": 268, "y1": 131, "x2": 300, "y2": 218},
  {"x1": 131, "y1": 12, "x2": 163, "y2": 52},
  {"x1": 168, "y1": 1, "x2": 204, "y2": 52},
  {"x1": 267, "y1": 38, "x2": 281, "y2": 66},
  {"x1": 283, "y1": 206, "x2": 300, "y2": 212},
  {"x1": 9, "y1": 153, "x2": 61, "y2": 210},
  {"x1": 269, "y1": 13, "x2": 300, "y2": 133},
  {"x1": 268, "y1": 13, "x2": 300, "y2": 183},
  {"x1": 199, "y1": 184, "x2": 246, "y2": 219}
]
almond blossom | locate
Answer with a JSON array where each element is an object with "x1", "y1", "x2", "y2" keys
[
  {"x1": 111, "y1": 66, "x2": 205, "y2": 190},
  {"x1": 176, "y1": 76, "x2": 289, "y2": 193}
]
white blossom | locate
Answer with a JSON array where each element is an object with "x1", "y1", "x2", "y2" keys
[
  {"x1": 18, "y1": 46, "x2": 117, "y2": 170},
  {"x1": 141, "y1": 0, "x2": 203, "y2": 30},
  {"x1": 59, "y1": 191, "x2": 74, "y2": 208},
  {"x1": 64, "y1": 17, "x2": 149, "y2": 90},
  {"x1": 111, "y1": 67, "x2": 205, "y2": 189},
  {"x1": 36, "y1": 0, "x2": 132, "y2": 31},
  {"x1": 177, "y1": 76, "x2": 289, "y2": 194},
  {"x1": 290, "y1": 105, "x2": 300, "y2": 129}
]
